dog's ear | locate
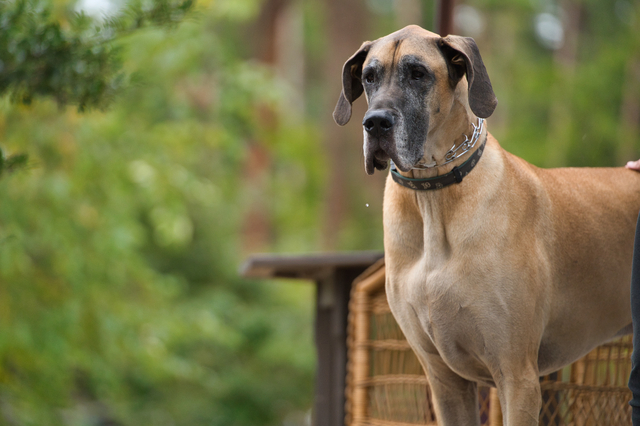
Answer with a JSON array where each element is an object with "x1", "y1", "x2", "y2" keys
[
  {"x1": 437, "y1": 35, "x2": 497, "y2": 118},
  {"x1": 333, "y1": 41, "x2": 373, "y2": 126}
]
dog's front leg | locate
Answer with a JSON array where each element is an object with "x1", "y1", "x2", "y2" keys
[
  {"x1": 494, "y1": 365, "x2": 542, "y2": 426},
  {"x1": 423, "y1": 354, "x2": 481, "y2": 426}
]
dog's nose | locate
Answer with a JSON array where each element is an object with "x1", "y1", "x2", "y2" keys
[{"x1": 363, "y1": 110, "x2": 395, "y2": 136}]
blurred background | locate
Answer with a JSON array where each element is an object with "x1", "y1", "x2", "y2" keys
[{"x1": 0, "y1": 0, "x2": 638, "y2": 424}]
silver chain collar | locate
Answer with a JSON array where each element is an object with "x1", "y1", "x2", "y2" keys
[{"x1": 411, "y1": 117, "x2": 485, "y2": 170}]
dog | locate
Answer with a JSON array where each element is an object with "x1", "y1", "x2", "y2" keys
[{"x1": 334, "y1": 25, "x2": 640, "y2": 425}]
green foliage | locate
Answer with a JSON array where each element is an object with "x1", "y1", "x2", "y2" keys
[
  {"x1": 0, "y1": 0, "x2": 120, "y2": 110},
  {"x1": 0, "y1": 148, "x2": 29, "y2": 177},
  {"x1": 0, "y1": 0, "x2": 193, "y2": 112},
  {"x1": 0, "y1": 2, "x2": 316, "y2": 425},
  {"x1": 0, "y1": 0, "x2": 195, "y2": 178}
]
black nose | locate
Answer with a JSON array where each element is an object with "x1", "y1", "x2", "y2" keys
[{"x1": 363, "y1": 110, "x2": 395, "y2": 136}]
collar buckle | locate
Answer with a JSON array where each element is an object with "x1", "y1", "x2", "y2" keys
[{"x1": 452, "y1": 166, "x2": 463, "y2": 183}]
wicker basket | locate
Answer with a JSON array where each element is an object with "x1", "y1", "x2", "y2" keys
[{"x1": 345, "y1": 259, "x2": 633, "y2": 426}]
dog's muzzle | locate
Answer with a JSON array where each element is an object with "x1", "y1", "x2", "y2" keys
[{"x1": 363, "y1": 109, "x2": 396, "y2": 174}]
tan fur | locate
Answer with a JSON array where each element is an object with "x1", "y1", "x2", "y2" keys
[{"x1": 338, "y1": 25, "x2": 640, "y2": 426}]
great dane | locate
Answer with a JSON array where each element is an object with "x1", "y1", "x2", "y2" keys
[{"x1": 334, "y1": 25, "x2": 640, "y2": 425}]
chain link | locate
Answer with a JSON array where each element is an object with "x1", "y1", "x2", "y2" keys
[{"x1": 411, "y1": 117, "x2": 485, "y2": 170}]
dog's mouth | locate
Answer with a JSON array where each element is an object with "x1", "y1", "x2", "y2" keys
[
  {"x1": 363, "y1": 123, "x2": 427, "y2": 175},
  {"x1": 365, "y1": 145, "x2": 423, "y2": 175},
  {"x1": 365, "y1": 149, "x2": 391, "y2": 175}
]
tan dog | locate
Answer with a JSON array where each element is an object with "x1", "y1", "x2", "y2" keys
[{"x1": 334, "y1": 25, "x2": 640, "y2": 425}]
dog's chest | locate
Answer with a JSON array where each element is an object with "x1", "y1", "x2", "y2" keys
[{"x1": 386, "y1": 264, "x2": 497, "y2": 384}]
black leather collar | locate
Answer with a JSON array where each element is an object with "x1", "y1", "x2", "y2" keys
[{"x1": 390, "y1": 135, "x2": 487, "y2": 191}]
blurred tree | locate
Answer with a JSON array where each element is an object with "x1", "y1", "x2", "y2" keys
[
  {"x1": 0, "y1": 0, "x2": 317, "y2": 425},
  {"x1": 0, "y1": 0, "x2": 193, "y2": 176},
  {"x1": 0, "y1": 0, "x2": 193, "y2": 110},
  {"x1": 470, "y1": 0, "x2": 640, "y2": 168}
]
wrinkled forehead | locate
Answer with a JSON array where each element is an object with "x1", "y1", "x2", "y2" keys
[{"x1": 364, "y1": 28, "x2": 445, "y2": 71}]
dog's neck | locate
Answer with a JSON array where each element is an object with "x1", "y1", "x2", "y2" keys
[
  {"x1": 398, "y1": 113, "x2": 486, "y2": 180},
  {"x1": 387, "y1": 120, "x2": 499, "y2": 266}
]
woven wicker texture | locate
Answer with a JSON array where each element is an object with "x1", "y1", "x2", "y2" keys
[{"x1": 346, "y1": 262, "x2": 633, "y2": 426}]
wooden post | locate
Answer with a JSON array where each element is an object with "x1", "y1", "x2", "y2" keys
[
  {"x1": 489, "y1": 387, "x2": 502, "y2": 426},
  {"x1": 314, "y1": 267, "x2": 372, "y2": 426},
  {"x1": 349, "y1": 287, "x2": 371, "y2": 425}
]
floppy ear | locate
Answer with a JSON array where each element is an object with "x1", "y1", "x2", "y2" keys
[
  {"x1": 437, "y1": 35, "x2": 497, "y2": 118},
  {"x1": 333, "y1": 41, "x2": 373, "y2": 126}
]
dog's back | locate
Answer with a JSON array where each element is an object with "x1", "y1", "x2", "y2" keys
[{"x1": 510, "y1": 152, "x2": 640, "y2": 369}]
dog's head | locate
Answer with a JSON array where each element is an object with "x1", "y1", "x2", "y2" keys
[{"x1": 333, "y1": 25, "x2": 497, "y2": 175}]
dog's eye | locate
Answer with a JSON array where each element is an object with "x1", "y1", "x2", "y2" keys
[
  {"x1": 411, "y1": 70, "x2": 425, "y2": 80},
  {"x1": 364, "y1": 73, "x2": 375, "y2": 84}
]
